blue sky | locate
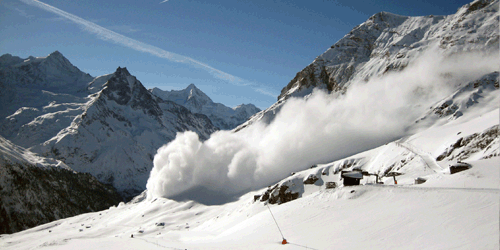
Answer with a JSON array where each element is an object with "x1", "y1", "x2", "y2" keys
[{"x1": 1, "y1": 0, "x2": 472, "y2": 109}]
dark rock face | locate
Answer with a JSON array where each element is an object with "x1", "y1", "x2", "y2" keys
[
  {"x1": 278, "y1": 11, "x2": 410, "y2": 101},
  {"x1": 103, "y1": 67, "x2": 162, "y2": 118},
  {"x1": 303, "y1": 175, "x2": 319, "y2": 185},
  {"x1": 0, "y1": 162, "x2": 122, "y2": 234},
  {"x1": 259, "y1": 183, "x2": 300, "y2": 205}
]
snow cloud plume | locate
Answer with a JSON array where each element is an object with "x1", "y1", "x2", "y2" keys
[
  {"x1": 147, "y1": 50, "x2": 498, "y2": 201},
  {"x1": 19, "y1": 0, "x2": 274, "y2": 96}
]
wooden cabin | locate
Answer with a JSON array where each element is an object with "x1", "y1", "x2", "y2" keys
[
  {"x1": 340, "y1": 171, "x2": 363, "y2": 186},
  {"x1": 450, "y1": 162, "x2": 471, "y2": 174}
]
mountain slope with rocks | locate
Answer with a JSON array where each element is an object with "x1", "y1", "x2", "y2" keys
[
  {"x1": 32, "y1": 67, "x2": 218, "y2": 199},
  {"x1": 235, "y1": 0, "x2": 499, "y2": 131},
  {"x1": 0, "y1": 135, "x2": 122, "y2": 234},
  {"x1": 150, "y1": 84, "x2": 260, "y2": 130}
]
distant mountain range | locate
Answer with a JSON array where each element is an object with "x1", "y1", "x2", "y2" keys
[
  {"x1": 0, "y1": 51, "x2": 260, "y2": 199},
  {"x1": 0, "y1": 50, "x2": 261, "y2": 233},
  {"x1": 150, "y1": 85, "x2": 260, "y2": 130}
]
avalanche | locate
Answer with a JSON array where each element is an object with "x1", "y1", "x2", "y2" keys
[
  {"x1": 1, "y1": 0, "x2": 498, "y2": 248},
  {"x1": 146, "y1": 48, "x2": 498, "y2": 202}
]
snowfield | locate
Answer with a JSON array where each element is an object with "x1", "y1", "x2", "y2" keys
[
  {"x1": 1, "y1": 108, "x2": 498, "y2": 249},
  {"x1": 1, "y1": 164, "x2": 497, "y2": 249}
]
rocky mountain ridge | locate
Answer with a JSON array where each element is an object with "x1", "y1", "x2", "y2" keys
[
  {"x1": 279, "y1": 0, "x2": 498, "y2": 100},
  {"x1": 150, "y1": 85, "x2": 261, "y2": 130},
  {"x1": 235, "y1": 0, "x2": 499, "y2": 131}
]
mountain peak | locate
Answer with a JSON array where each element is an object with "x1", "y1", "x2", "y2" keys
[
  {"x1": 150, "y1": 85, "x2": 261, "y2": 130},
  {"x1": 114, "y1": 67, "x2": 131, "y2": 77},
  {"x1": 48, "y1": 50, "x2": 63, "y2": 58},
  {"x1": 0, "y1": 53, "x2": 23, "y2": 68},
  {"x1": 45, "y1": 50, "x2": 70, "y2": 63}
]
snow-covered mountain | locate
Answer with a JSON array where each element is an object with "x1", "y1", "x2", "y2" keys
[
  {"x1": 150, "y1": 84, "x2": 260, "y2": 130},
  {"x1": 235, "y1": 0, "x2": 499, "y2": 131},
  {"x1": 0, "y1": 52, "x2": 218, "y2": 200},
  {"x1": 33, "y1": 67, "x2": 218, "y2": 199},
  {"x1": 1, "y1": 0, "x2": 498, "y2": 247},
  {"x1": 0, "y1": 51, "x2": 93, "y2": 148},
  {"x1": 0, "y1": 51, "x2": 93, "y2": 119},
  {"x1": 0, "y1": 135, "x2": 122, "y2": 234}
]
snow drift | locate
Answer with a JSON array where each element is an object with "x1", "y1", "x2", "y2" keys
[{"x1": 146, "y1": 50, "x2": 498, "y2": 201}]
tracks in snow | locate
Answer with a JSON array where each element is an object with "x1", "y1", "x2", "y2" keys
[{"x1": 394, "y1": 141, "x2": 445, "y2": 173}]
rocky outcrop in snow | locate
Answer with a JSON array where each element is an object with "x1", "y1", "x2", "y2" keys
[
  {"x1": 436, "y1": 125, "x2": 499, "y2": 161},
  {"x1": 424, "y1": 72, "x2": 499, "y2": 120},
  {"x1": 150, "y1": 84, "x2": 260, "y2": 130}
]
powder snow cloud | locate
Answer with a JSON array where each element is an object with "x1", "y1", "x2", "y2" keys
[{"x1": 146, "y1": 49, "x2": 499, "y2": 201}]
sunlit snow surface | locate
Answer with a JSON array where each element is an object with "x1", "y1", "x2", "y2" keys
[{"x1": 1, "y1": 108, "x2": 498, "y2": 250}]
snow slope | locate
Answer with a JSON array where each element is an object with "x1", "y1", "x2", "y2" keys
[
  {"x1": 151, "y1": 84, "x2": 261, "y2": 130},
  {"x1": 1, "y1": 157, "x2": 497, "y2": 248}
]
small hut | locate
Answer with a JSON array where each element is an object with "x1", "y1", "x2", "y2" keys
[
  {"x1": 414, "y1": 177, "x2": 427, "y2": 184},
  {"x1": 450, "y1": 162, "x2": 471, "y2": 174},
  {"x1": 325, "y1": 182, "x2": 337, "y2": 189},
  {"x1": 341, "y1": 171, "x2": 363, "y2": 186}
]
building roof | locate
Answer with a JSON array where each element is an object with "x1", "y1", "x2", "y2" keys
[{"x1": 341, "y1": 171, "x2": 363, "y2": 179}]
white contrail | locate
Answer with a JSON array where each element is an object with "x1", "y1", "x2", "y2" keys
[{"x1": 19, "y1": 0, "x2": 277, "y2": 97}]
